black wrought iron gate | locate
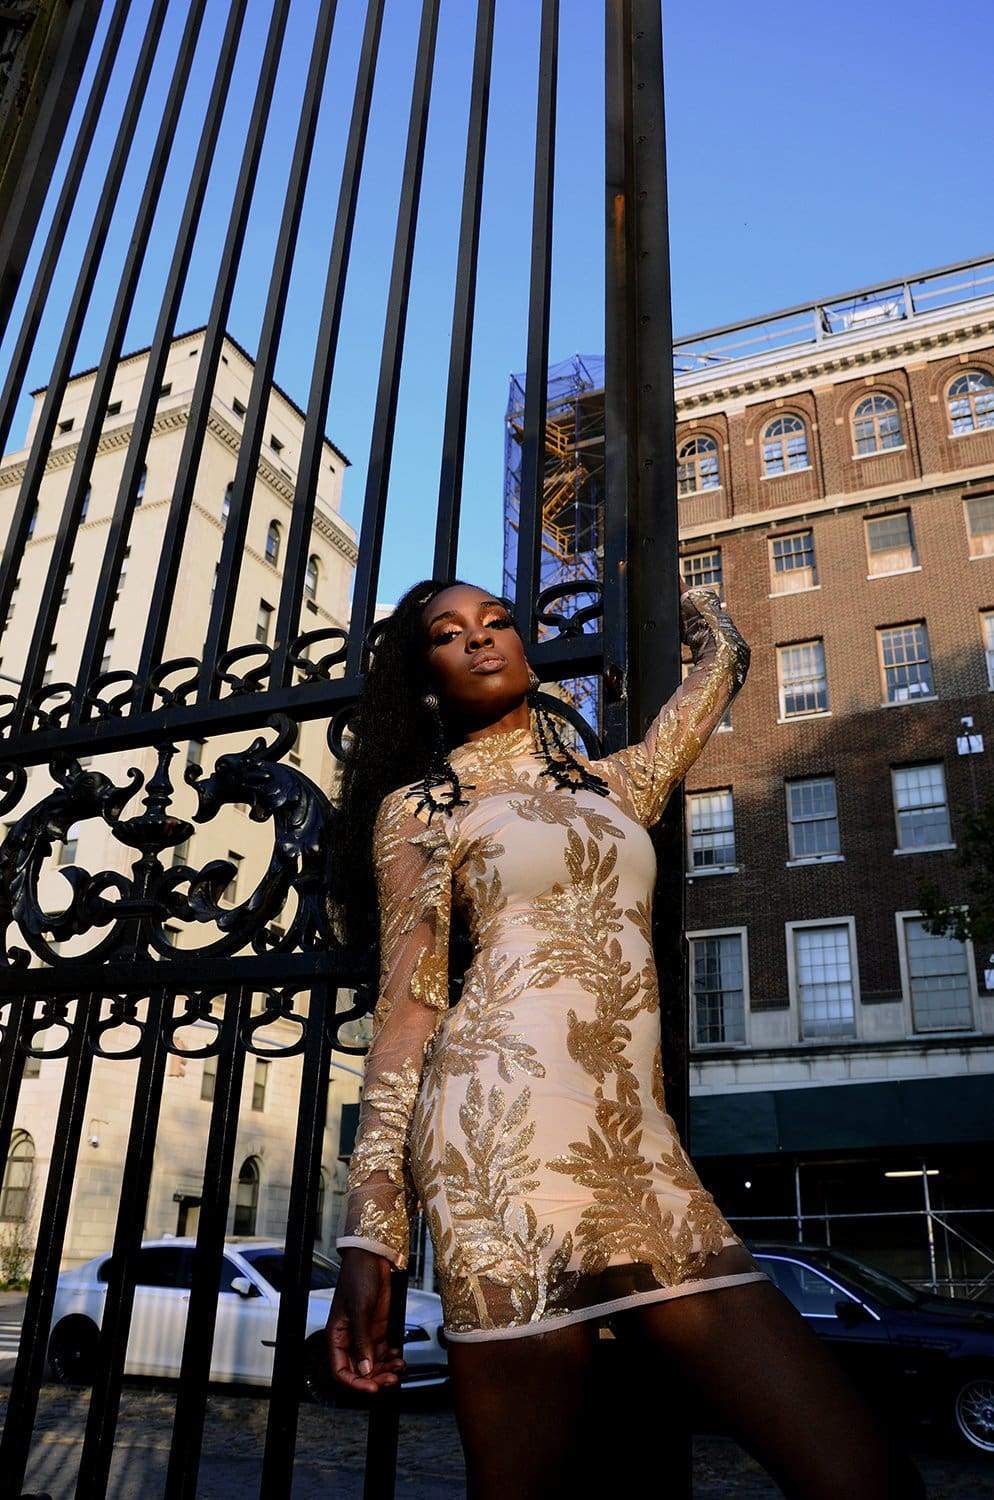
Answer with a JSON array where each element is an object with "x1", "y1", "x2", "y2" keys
[{"x1": 0, "y1": 1, "x2": 686, "y2": 1495}]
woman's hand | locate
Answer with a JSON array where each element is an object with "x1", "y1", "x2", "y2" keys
[{"x1": 326, "y1": 1247, "x2": 406, "y2": 1396}]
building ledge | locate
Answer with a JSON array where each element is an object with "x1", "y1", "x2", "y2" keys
[
  {"x1": 893, "y1": 843, "x2": 956, "y2": 856},
  {"x1": 691, "y1": 1032, "x2": 993, "y2": 1065}
]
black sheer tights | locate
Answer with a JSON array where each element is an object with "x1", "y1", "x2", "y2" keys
[
  {"x1": 447, "y1": 1278, "x2": 927, "y2": 1500},
  {"x1": 448, "y1": 1319, "x2": 601, "y2": 1499}
]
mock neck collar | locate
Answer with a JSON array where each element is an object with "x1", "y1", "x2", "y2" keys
[{"x1": 448, "y1": 710, "x2": 540, "y2": 768}]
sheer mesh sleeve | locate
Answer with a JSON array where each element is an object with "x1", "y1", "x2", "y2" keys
[
  {"x1": 592, "y1": 585, "x2": 750, "y2": 829},
  {"x1": 335, "y1": 790, "x2": 453, "y2": 1269}
]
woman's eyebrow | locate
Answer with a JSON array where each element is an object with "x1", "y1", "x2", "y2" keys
[{"x1": 426, "y1": 599, "x2": 503, "y2": 629}]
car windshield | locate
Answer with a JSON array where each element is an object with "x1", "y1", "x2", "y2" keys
[
  {"x1": 814, "y1": 1251, "x2": 921, "y2": 1308},
  {"x1": 238, "y1": 1248, "x2": 339, "y2": 1293}
]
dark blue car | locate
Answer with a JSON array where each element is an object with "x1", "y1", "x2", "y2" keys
[{"x1": 750, "y1": 1244, "x2": 994, "y2": 1456}]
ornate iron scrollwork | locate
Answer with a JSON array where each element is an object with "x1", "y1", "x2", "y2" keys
[{"x1": 0, "y1": 714, "x2": 340, "y2": 968}]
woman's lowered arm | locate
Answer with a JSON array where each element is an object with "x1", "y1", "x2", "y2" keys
[{"x1": 335, "y1": 791, "x2": 453, "y2": 1269}]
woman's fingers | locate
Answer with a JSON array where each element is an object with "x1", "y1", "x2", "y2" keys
[
  {"x1": 325, "y1": 1253, "x2": 408, "y2": 1396},
  {"x1": 327, "y1": 1305, "x2": 404, "y2": 1393},
  {"x1": 375, "y1": 1335, "x2": 406, "y2": 1372}
]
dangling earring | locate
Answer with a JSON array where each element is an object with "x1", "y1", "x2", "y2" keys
[
  {"x1": 411, "y1": 690, "x2": 476, "y2": 822},
  {"x1": 525, "y1": 675, "x2": 611, "y2": 799}
]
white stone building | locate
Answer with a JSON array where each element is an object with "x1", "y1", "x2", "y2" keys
[{"x1": 0, "y1": 328, "x2": 369, "y2": 1270}]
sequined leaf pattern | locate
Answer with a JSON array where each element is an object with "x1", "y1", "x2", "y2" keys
[
  {"x1": 548, "y1": 1089, "x2": 727, "y2": 1283},
  {"x1": 453, "y1": 835, "x2": 508, "y2": 949},
  {"x1": 423, "y1": 1075, "x2": 580, "y2": 1331},
  {"x1": 591, "y1": 585, "x2": 751, "y2": 828},
  {"x1": 538, "y1": 823, "x2": 736, "y2": 1283},
  {"x1": 335, "y1": 789, "x2": 454, "y2": 1269},
  {"x1": 515, "y1": 829, "x2": 651, "y2": 1108},
  {"x1": 420, "y1": 949, "x2": 547, "y2": 1087}
]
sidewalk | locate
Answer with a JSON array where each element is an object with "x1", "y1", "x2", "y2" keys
[
  {"x1": 1, "y1": 1384, "x2": 992, "y2": 1497},
  {"x1": 8, "y1": 1389, "x2": 466, "y2": 1499}
]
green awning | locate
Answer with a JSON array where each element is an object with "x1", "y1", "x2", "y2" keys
[{"x1": 690, "y1": 1072, "x2": 994, "y2": 1158}]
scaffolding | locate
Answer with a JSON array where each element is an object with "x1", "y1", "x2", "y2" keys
[{"x1": 503, "y1": 354, "x2": 606, "y2": 733}]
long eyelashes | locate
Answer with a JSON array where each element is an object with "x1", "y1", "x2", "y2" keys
[{"x1": 431, "y1": 615, "x2": 514, "y2": 648}]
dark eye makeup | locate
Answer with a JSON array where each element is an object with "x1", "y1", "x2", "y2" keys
[{"x1": 430, "y1": 612, "x2": 513, "y2": 648}]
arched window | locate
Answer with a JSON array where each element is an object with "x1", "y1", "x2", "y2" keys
[
  {"x1": 676, "y1": 435, "x2": 720, "y2": 497},
  {"x1": 233, "y1": 1156, "x2": 260, "y2": 1235},
  {"x1": 762, "y1": 414, "x2": 809, "y2": 477},
  {"x1": 80, "y1": 483, "x2": 91, "y2": 522},
  {"x1": 135, "y1": 465, "x2": 147, "y2": 504},
  {"x1": 947, "y1": 370, "x2": 994, "y2": 436},
  {"x1": 852, "y1": 393, "x2": 903, "y2": 456},
  {"x1": 59, "y1": 819, "x2": 83, "y2": 865},
  {"x1": 265, "y1": 520, "x2": 281, "y2": 567},
  {"x1": 222, "y1": 481, "x2": 233, "y2": 523},
  {"x1": 1, "y1": 1130, "x2": 34, "y2": 1222},
  {"x1": 304, "y1": 554, "x2": 319, "y2": 601}
]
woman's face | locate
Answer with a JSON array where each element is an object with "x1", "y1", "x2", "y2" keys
[{"x1": 421, "y1": 584, "x2": 531, "y2": 726}]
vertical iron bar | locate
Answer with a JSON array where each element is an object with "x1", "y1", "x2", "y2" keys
[
  {"x1": 601, "y1": 4, "x2": 634, "y2": 754},
  {"x1": 15, "y1": 0, "x2": 207, "y2": 730},
  {"x1": 75, "y1": 992, "x2": 170, "y2": 1498},
  {"x1": 363, "y1": 1270, "x2": 407, "y2": 1500},
  {"x1": 134, "y1": 0, "x2": 294, "y2": 715},
  {"x1": 164, "y1": 989, "x2": 251, "y2": 1499},
  {"x1": 259, "y1": 986, "x2": 334, "y2": 1496},
  {"x1": 74, "y1": 0, "x2": 250, "y2": 720},
  {"x1": 628, "y1": 0, "x2": 681, "y2": 1108},
  {"x1": 0, "y1": 995, "x2": 28, "y2": 1175},
  {"x1": 0, "y1": 0, "x2": 170, "y2": 712},
  {"x1": 0, "y1": 996, "x2": 95, "y2": 1497},
  {"x1": 197, "y1": 0, "x2": 341, "y2": 705},
  {"x1": 0, "y1": 0, "x2": 130, "y2": 455},
  {"x1": 268, "y1": 0, "x2": 386, "y2": 690},
  {"x1": 343, "y1": 0, "x2": 442, "y2": 679},
  {"x1": 432, "y1": 0, "x2": 496, "y2": 578},
  {"x1": 0, "y1": 0, "x2": 103, "y2": 340},
  {"x1": 604, "y1": 1, "x2": 686, "y2": 1492},
  {"x1": 511, "y1": 0, "x2": 558, "y2": 644}
]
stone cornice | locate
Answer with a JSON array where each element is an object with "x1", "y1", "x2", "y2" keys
[
  {"x1": 676, "y1": 314, "x2": 994, "y2": 416},
  {"x1": 0, "y1": 403, "x2": 359, "y2": 567}
]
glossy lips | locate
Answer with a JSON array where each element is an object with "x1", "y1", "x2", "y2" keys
[{"x1": 469, "y1": 653, "x2": 507, "y2": 673}]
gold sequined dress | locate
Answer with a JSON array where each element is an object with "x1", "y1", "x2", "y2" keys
[{"x1": 336, "y1": 586, "x2": 767, "y2": 1340}]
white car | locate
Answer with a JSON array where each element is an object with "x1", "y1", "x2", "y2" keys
[{"x1": 47, "y1": 1236, "x2": 448, "y2": 1395}]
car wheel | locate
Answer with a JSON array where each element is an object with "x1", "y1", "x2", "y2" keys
[
  {"x1": 48, "y1": 1316, "x2": 99, "y2": 1386},
  {"x1": 952, "y1": 1369, "x2": 994, "y2": 1455}
]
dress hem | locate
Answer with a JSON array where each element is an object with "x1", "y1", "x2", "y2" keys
[{"x1": 441, "y1": 1269, "x2": 769, "y2": 1343}]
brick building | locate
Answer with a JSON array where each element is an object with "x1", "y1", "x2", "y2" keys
[{"x1": 670, "y1": 257, "x2": 994, "y2": 1290}]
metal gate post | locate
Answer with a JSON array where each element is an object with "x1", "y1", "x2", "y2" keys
[{"x1": 604, "y1": 0, "x2": 689, "y2": 1492}]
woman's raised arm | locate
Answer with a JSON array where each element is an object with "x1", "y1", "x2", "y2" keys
[{"x1": 591, "y1": 584, "x2": 751, "y2": 828}]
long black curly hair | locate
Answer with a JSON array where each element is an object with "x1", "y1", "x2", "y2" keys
[{"x1": 327, "y1": 575, "x2": 489, "y2": 955}]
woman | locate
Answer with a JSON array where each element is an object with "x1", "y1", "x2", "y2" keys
[{"x1": 326, "y1": 576, "x2": 926, "y2": 1499}]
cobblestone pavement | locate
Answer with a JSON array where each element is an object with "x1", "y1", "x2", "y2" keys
[{"x1": 1, "y1": 1384, "x2": 992, "y2": 1498}]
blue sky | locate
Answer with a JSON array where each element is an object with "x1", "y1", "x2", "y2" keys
[{"x1": 5, "y1": 0, "x2": 994, "y2": 610}]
